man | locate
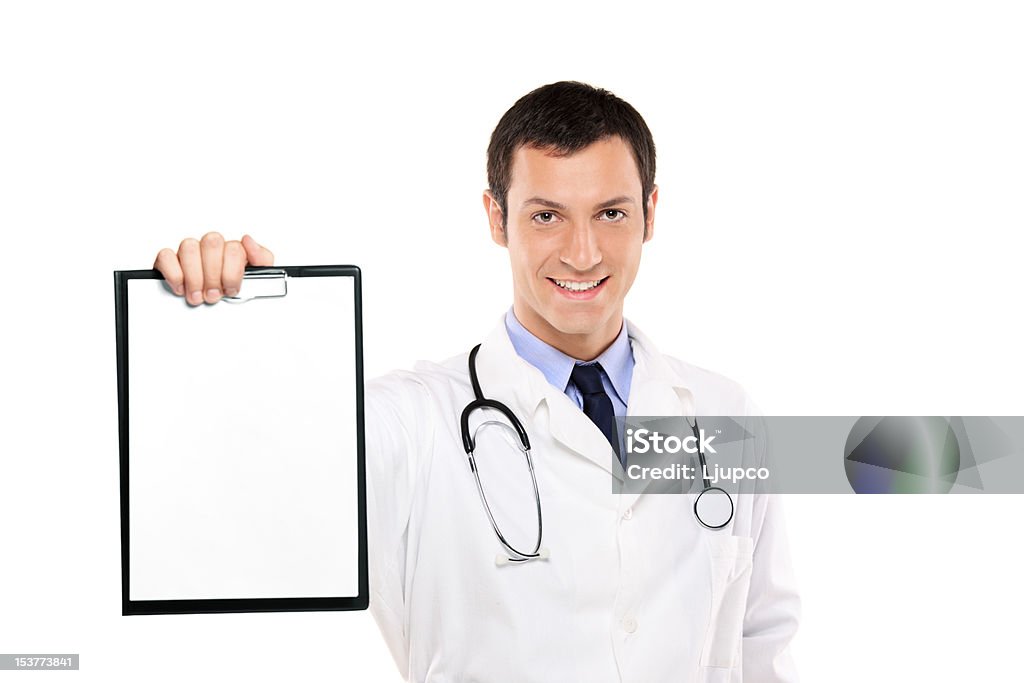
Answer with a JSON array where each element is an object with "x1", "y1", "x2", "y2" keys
[{"x1": 154, "y1": 81, "x2": 800, "y2": 682}]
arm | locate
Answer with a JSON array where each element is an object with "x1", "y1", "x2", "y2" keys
[
  {"x1": 363, "y1": 373, "x2": 434, "y2": 680},
  {"x1": 738, "y1": 402, "x2": 801, "y2": 682},
  {"x1": 742, "y1": 492, "x2": 801, "y2": 682}
]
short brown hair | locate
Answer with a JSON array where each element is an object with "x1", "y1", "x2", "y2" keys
[{"x1": 486, "y1": 81, "x2": 657, "y2": 229}]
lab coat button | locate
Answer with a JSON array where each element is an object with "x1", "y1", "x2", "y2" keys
[
  {"x1": 622, "y1": 507, "x2": 633, "y2": 520},
  {"x1": 622, "y1": 616, "x2": 638, "y2": 633}
]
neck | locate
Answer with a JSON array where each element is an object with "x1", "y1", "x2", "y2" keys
[{"x1": 512, "y1": 301, "x2": 623, "y2": 361}]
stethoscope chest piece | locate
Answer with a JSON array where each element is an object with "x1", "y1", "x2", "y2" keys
[{"x1": 693, "y1": 486, "x2": 734, "y2": 530}]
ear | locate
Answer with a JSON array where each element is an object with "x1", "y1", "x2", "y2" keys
[
  {"x1": 643, "y1": 185, "x2": 658, "y2": 242},
  {"x1": 483, "y1": 190, "x2": 507, "y2": 246}
]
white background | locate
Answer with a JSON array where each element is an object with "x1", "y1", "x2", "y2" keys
[{"x1": 1, "y1": 1, "x2": 1021, "y2": 681}]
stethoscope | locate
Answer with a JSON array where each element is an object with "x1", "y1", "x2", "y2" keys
[{"x1": 460, "y1": 344, "x2": 734, "y2": 566}]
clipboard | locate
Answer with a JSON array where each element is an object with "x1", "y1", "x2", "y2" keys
[{"x1": 114, "y1": 266, "x2": 368, "y2": 615}]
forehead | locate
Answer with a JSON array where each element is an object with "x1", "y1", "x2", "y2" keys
[{"x1": 507, "y1": 136, "x2": 642, "y2": 204}]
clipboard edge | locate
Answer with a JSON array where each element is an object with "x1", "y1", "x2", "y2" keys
[{"x1": 113, "y1": 265, "x2": 369, "y2": 615}]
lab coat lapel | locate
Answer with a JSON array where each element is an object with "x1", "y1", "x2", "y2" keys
[
  {"x1": 619, "y1": 322, "x2": 696, "y2": 510},
  {"x1": 626, "y1": 323, "x2": 694, "y2": 416},
  {"x1": 545, "y1": 386, "x2": 621, "y2": 476},
  {"x1": 473, "y1": 315, "x2": 623, "y2": 477}
]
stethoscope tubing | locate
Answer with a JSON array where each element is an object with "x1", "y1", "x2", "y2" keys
[
  {"x1": 462, "y1": 344, "x2": 734, "y2": 562},
  {"x1": 467, "y1": 439, "x2": 544, "y2": 562},
  {"x1": 464, "y1": 344, "x2": 545, "y2": 563}
]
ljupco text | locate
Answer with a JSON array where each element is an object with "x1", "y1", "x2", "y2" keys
[{"x1": 625, "y1": 463, "x2": 770, "y2": 484}]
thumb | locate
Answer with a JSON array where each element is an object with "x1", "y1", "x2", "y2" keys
[{"x1": 241, "y1": 234, "x2": 275, "y2": 266}]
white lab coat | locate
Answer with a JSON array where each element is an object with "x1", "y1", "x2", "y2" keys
[{"x1": 365, "y1": 315, "x2": 800, "y2": 683}]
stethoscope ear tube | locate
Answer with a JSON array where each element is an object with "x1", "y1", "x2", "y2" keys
[
  {"x1": 460, "y1": 398, "x2": 531, "y2": 454},
  {"x1": 463, "y1": 344, "x2": 545, "y2": 564},
  {"x1": 462, "y1": 344, "x2": 531, "y2": 453}
]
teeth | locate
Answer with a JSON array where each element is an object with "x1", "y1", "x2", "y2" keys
[{"x1": 554, "y1": 278, "x2": 603, "y2": 292}]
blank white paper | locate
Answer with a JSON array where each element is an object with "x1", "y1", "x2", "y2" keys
[{"x1": 126, "y1": 275, "x2": 360, "y2": 601}]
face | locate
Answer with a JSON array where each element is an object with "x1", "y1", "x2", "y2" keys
[{"x1": 484, "y1": 135, "x2": 657, "y2": 360}]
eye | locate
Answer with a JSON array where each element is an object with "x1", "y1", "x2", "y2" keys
[
  {"x1": 532, "y1": 211, "x2": 559, "y2": 224},
  {"x1": 600, "y1": 209, "x2": 627, "y2": 222}
]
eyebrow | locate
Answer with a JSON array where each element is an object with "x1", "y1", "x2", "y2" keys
[{"x1": 521, "y1": 195, "x2": 637, "y2": 211}]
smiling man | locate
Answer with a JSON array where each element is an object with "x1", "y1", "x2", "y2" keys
[
  {"x1": 486, "y1": 134, "x2": 653, "y2": 361},
  {"x1": 154, "y1": 81, "x2": 800, "y2": 682}
]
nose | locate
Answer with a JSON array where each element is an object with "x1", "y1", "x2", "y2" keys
[{"x1": 559, "y1": 220, "x2": 602, "y2": 272}]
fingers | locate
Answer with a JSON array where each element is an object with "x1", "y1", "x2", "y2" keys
[
  {"x1": 154, "y1": 248, "x2": 185, "y2": 296},
  {"x1": 242, "y1": 234, "x2": 275, "y2": 266},
  {"x1": 178, "y1": 238, "x2": 205, "y2": 306},
  {"x1": 200, "y1": 232, "x2": 226, "y2": 303},
  {"x1": 155, "y1": 234, "x2": 274, "y2": 306},
  {"x1": 221, "y1": 240, "x2": 246, "y2": 297}
]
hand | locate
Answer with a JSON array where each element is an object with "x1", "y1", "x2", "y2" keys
[{"x1": 153, "y1": 233, "x2": 275, "y2": 305}]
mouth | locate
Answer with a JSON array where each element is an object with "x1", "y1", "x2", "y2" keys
[{"x1": 547, "y1": 276, "x2": 609, "y2": 299}]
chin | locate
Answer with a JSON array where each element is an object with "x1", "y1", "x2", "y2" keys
[{"x1": 545, "y1": 307, "x2": 609, "y2": 336}]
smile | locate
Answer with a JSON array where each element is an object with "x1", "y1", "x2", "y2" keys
[{"x1": 549, "y1": 277, "x2": 608, "y2": 293}]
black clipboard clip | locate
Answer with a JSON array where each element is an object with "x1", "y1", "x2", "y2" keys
[{"x1": 221, "y1": 268, "x2": 288, "y2": 304}]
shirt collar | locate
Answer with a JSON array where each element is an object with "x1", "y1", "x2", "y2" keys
[{"x1": 503, "y1": 306, "x2": 635, "y2": 405}]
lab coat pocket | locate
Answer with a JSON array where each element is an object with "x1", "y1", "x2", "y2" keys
[{"x1": 699, "y1": 534, "x2": 754, "y2": 670}]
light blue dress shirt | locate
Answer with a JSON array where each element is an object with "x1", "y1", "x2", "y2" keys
[{"x1": 503, "y1": 307, "x2": 635, "y2": 418}]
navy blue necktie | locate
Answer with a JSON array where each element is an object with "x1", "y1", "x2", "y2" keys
[{"x1": 570, "y1": 363, "x2": 621, "y2": 463}]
